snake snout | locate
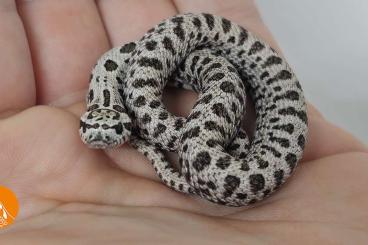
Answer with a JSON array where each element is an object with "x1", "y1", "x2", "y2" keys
[{"x1": 79, "y1": 109, "x2": 131, "y2": 148}]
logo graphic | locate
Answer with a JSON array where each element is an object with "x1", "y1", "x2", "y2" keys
[{"x1": 0, "y1": 186, "x2": 19, "y2": 228}]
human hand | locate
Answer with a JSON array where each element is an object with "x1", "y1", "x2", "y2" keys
[{"x1": 1, "y1": 0, "x2": 367, "y2": 243}]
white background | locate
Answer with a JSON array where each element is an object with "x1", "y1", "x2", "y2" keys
[{"x1": 257, "y1": 0, "x2": 368, "y2": 143}]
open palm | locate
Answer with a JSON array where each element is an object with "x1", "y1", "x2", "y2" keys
[{"x1": 1, "y1": 0, "x2": 367, "y2": 243}]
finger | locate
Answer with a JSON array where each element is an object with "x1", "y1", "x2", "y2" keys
[
  {"x1": 17, "y1": 0, "x2": 110, "y2": 105},
  {"x1": 0, "y1": 0, "x2": 35, "y2": 114},
  {"x1": 96, "y1": 0, "x2": 177, "y2": 46},
  {"x1": 172, "y1": 0, "x2": 280, "y2": 51},
  {"x1": 302, "y1": 105, "x2": 368, "y2": 162},
  {"x1": 0, "y1": 107, "x2": 223, "y2": 218}
]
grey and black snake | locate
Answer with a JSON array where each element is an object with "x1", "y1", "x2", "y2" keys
[{"x1": 79, "y1": 13, "x2": 308, "y2": 207}]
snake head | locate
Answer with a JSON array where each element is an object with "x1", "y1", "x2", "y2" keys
[{"x1": 79, "y1": 108, "x2": 132, "y2": 149}]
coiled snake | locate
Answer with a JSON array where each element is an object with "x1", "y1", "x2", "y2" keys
[{"x1": 79, "y1": 13, "x2": 308, "y2": 206}]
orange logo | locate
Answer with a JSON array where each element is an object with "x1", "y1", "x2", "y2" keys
[{"x1": 0, "y1": 186, "x2": 19, "y2": 228}]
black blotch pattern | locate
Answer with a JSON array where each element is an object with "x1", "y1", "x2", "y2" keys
[
  {"x1": 88, "y1": 104, "x2": 99, "y2": 111},
  {"x1": 208, "y1": 72, "x2": 225, "y2": 81},
  {"x1": 190, "y1": 56, "x2": 200, "y2": 74},
  {"x1": 220, "y1": 81, "x2": 235, "y2": 93},
  {"x1": 285, "y1": 153, "x2": 297, "y2": 170},
  {"x1": 272, "y1": 124, "x2": 295, "y2": 134},
  {"x1": 212, "y1": 103, "x2": 230, "y2": 120},
  {"x1": 216, "y1": 155, "x2": 231, "y2": 169},
  {"x1": 207, "y1": 181, "x2": 216, "y2": 190},
  {"x1": 137, "y1": 57, "x2": 163, "y2": 70},
  {"x1": 227, "y1": 36, "x2": 235, "y2": 43},
  {"x1": 145, "y1": 40, "x2": 157, "y2": 51},
  {"x1": 267, "y1": 70, "x2": 293, "y2": 85},
  {"x1": 162, "y1": 36, "x2": 176, "y2": 55},
  {"x1": 123, "y1": 122, "x2": 132, "y2": 131},
  {"x1": 249, "y1": 63, "x2": 257, "y2": 69},
  {"x1": 193, "y1": 151, "x2": 211, "y2": 171},
  {"x1": 201, "y1": 57, "x2": 212, "y2": 65},
  {"x1": 276, "y1": 70, "x2": 292, "y2": 80},
  {"x1": 236, "y1": 193, "x2": 247, "y2": 200},
  {"x1": 142, "y1": 113, "x2": 152, "y2": 124},
  {"x1": 249, "y1": 174, "x2": 265, "y2": 193},
  {"x1": 104, "y1": 59, "x2": 118, "y2": 71},
  {"x1": 221, "y1": 18, "x2": 232, "y2": 33},
  {"x1": 273, "y1": 91, "x2": 300, "y2": 102},
  {"x1": 149, "y1": 100, "x2": 161, "y2": 109},
  {"x1": 173, "y1": 25, "x2": 185, "y2": 41},
  {"x1": 237, "y1": 50, "x2": 245, "y2": 58},
  {"x1": 167, "y1": 136, "x2": 177, "y2": 149},
  {"x1": 204, "y1": 121, "x2": 218, "y2": 131},
  {"x1": 269, "y1": 135, "x2": 290, "y2": 148},
  {"x1": 203, "y1": 13, "x2": 215, "y2": 30},
  {"x1": 274, "y1": 169, "x2": 284, "y2": 187},
  {"x1": 202, "y1": 63, "x2": 222, "y2": 78},
  {"x1": 295, "y1": 80, "x2": 302, "y2": 89},
  {"x1": 103, "y1": 89, "x2": 110, "y2": 107},
  {"x1": 132, "y1": 78, "x2": 157, "y2": 88},
  {"x1": 273, "y1": 86, "x2": 282, "y2": 92},
  {"x1": 174, "y1": 118, "x2": 184, "y2": 130},
  {"x1": 206, "y1": 139, "x2": 218, "y2": 147},
  {"x1": 227, "y1": 65, "x2": 237, "y2": 73},
  {"x1": 262, "y1": 55, "x2": 282, "y2": 68},
  {"x1": 120, "y1": 42, "x2": 136, "y2": 53},
  {"x1": 269, "y1": 117, "x2": 280, "y2": 123},
  {"x1": 298, "y1": 134, "x2": 305, "y2": 149},
  {"x1": 153, "y1": 123, "x2": 167, "y2": 137},
  {"x1": 198, "y1": 178, "x2": 206, "y2": 185},
  {"x1": 88, "y1": 89, "x2": 94, "y2": 102},
  {"x1": 192, "y1": 17, "x2": 201, "y2": 28},
  {"x1": 227, "y1": 143, "x2": 240, "y2": 152},
  {"x1": 113, "y1": 105, "x2": 125, "y2": 113},
  {"x1": 224, "y1": 175, "x2": 241, "y2": 194},
  {"x1": 238, "y1": 28, "x2": 248, "y2": 46},
  {"x1": 214, "y1": 32, "x2": 220, "y2": 41},
  {"x1": 240, "y1": 161, "x2": 250, "y2": 171},
  {"x1": 133, "y1": 96, "x2": 146, "y2": 107},
  {"x1": 196, "y1": 32, "x2": 203, "y2": 41},
  {"x1": 198, "y1": 94, "x2": 213, "y2": 104},
  {"x1": 112, "y1": 122, "x2": 123, "y2": 134},
  {"x1": 171, "y1": 16, "x2": 184, "y2": 24},
  {"x1": 257, "y1": 158, "x2": 269, "y2": 169},
  {"x1": 187, "y1": 111, "x2": 201, "y2": 122},
  {"x1": 278, "y1": 107, "x2": 308, "y2": 123},
  {"x1": 159, "y1": 111, "x2": 169, "y2": 120},
  {"x1": 248, "y1": 41, "x2": 265, "y2": 55},
  {"x1": 260, "y1": 71, "x2": 270, "y2": 80},
  {"x1": 185, "y1": 126, "x2": 200, "y2": 139}
]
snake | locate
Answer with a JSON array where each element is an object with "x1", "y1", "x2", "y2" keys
[{"x1": 79, "y1": 13, "x2": 308, "y2": 207}]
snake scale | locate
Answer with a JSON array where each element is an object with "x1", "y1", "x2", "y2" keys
[{"x1": 79, "y1": 13, "x2": 308, "y2": 206}]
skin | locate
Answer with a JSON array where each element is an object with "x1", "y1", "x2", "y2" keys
[{"x1": 0, "y1": 0, "x2": 367, "y2": 243}]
